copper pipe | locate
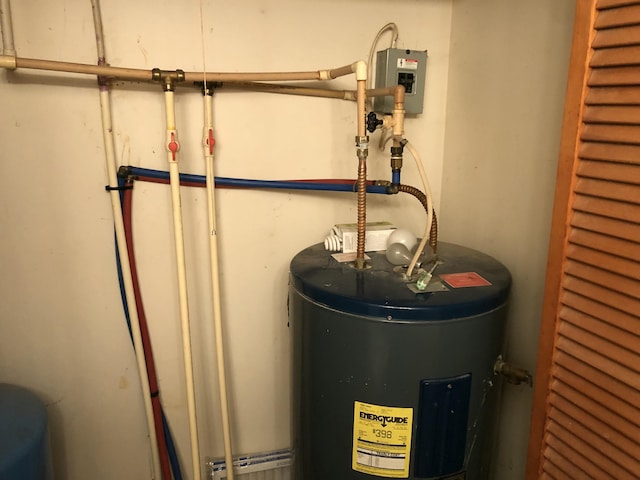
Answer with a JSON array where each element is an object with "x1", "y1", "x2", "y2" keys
[
  {"x1": 397, "y1": 184, "x2": 438, "y2": 253},
  {"x1": 355, "y1": 77, "x2": 368, "y2": 269}
]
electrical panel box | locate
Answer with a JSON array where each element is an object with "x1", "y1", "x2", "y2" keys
[{"x1": 374, "y1": 48, "x2": 428, "y2": 115}]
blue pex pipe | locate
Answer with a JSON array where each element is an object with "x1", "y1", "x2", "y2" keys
[{"x1": 125, "y1": 166, "x2": 389, "y2": 194}]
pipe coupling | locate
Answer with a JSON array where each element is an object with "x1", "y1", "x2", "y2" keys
[
  {"x1": 0, "y1": 54, "x2": 17, "y2": 70},
  {"x1": 355, "y1": 135, "x2": 369, "y2": 160},
  {"x1": 390, "y1": 146, "x2": 403, "y2": 170}
]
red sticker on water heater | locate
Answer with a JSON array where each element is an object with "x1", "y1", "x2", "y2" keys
[{"x1": 439, "y1": 272, "x2": 491, "y2": 288}]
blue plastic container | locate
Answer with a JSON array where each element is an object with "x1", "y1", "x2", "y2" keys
[{"x1": 0, "y1": 384, "x2": 53, "y2": 480}]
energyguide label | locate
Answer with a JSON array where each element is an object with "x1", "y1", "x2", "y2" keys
[{"x1": 352, "y1": 401, "x2": 413, "y2": 478}]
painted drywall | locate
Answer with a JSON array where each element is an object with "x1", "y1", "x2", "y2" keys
[
  {"x1": 0, "y1": 1, "x2": 452, "y2": 479},
  {"x1": 441, "y1": 0, "x2": 576, "y2": 478}
]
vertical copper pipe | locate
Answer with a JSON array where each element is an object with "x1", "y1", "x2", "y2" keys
[{"x1": 355, "y1": 78, "x2": 368, "y2": 269}]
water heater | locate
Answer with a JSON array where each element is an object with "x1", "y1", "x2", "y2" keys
[{"x1": 289, "y1": 242, "x2": 511, "y2": 480}]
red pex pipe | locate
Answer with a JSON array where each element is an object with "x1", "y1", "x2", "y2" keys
[{"x1": 122, "y1": 180, "x2": 173, "y2": 480}]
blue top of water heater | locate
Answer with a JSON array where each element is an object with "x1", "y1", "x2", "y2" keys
[{"x1": 289, "y1": 242, "x2": 511, "y2": 320}]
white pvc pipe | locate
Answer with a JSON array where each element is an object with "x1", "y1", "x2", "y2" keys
[
  {"x1": 90, "y1": 0, "x2": 161, "y2": 477},
  {"x1": 90, "y1": 0, "x2": 105, "y2": 60},
  {"x1": 405, "y1": 140, "x2": 434, "y2": 278},
  {"x1": 202, "y1": 91, "x2": 235, "y2": 480},
  {"x1": 0, "y1": 0, "x2": 15, "y2": 57},
  {"x1": 164, "y1": 88, "x2": 202, "y2": 480},
  {"x1": 100, "y1": 89, "x2": 162, "y2": 480},
  {"x1": 0, "y1": 53, "x2": 362, "y2": 83}
]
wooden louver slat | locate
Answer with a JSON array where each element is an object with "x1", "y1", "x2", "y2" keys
[
  {"x1": 571, "y1": 211, "x2": 640, "y2": 242},
  {"x1": 582, "y1": 105, "x2": 640, "y2": 124},
  {"x1": 590, "y1": 45, "x2": 640, "y2": 67},
  {"x1": 594, "y1": 4, "x2": 640, "y2": 28},
  {"x1": 581, "y1": 123, "x2": 640, "y2": 144},
  {"x1": 593, "y1": 24, "x2": 640, "y2": 47},
  {"x1": 580, "y1": 141, "x2": 640, "y2": 164},
  {"x1": 597, "y1": 1, "x2": 640, "y2": 11},
  {"x1": 577, "y1": 160, "x2": 640, "y2": 183},
  {"x1": 589, "y1": 66, "x2": 640, "y2": 86},
  {"x1": 585, "y1": 86, "x2": 640, "y2": 104},
  {"x1": 572, "y1": 195, "x2": 640, "y2": 223},
  {"x1": 573, "y1": 179, "x2": 640, "y2": 204}
]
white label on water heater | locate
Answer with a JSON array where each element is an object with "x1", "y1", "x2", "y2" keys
[{"x1": 352, "y1": 401, "x2": 413, "y2": 478}]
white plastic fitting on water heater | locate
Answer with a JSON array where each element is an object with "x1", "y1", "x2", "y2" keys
[{"x1": 324, "y1": 222, "x2": 396, "y2": 253}]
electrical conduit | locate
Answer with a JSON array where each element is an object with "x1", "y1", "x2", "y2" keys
[
  {"x1": 404, "y1": 140, "x2": 434, "y2": 278},
  {"x1": 202, "y1": 88, "x2": 235, "y2": 480},
  {"x1": 163, "y1": 80, "x2": 202, "y2": 480}
]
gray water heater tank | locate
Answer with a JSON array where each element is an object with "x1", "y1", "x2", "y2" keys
[{"x1": 289, "y1": 242, "x2": 511, "y2": 480}]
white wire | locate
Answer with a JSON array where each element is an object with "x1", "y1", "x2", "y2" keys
[
  {"x1": 404, "y1": 140, "x2": 433, "y2": 278},
  {"x1": 366, "y1": 23, "x2": 399, "y2": 107}
]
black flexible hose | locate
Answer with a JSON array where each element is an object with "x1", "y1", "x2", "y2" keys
[{"x1": 397, "y1": 184, "x2": 438, "y2": 253}]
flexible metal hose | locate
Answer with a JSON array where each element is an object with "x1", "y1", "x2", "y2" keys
[
  {"x1": 398, "y1": 184, "x2": 438, "y2": 253},
  {"x1": 356, "y1": 156, "x2": 368, "y2": 267}
]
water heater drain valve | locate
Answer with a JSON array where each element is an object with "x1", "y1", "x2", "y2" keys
[{"x1": 494, "y1": 355, "x2": 533, "y2": 387}]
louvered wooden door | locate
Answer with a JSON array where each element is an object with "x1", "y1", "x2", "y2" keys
[{"x1": 526, "y1": 0, "x2": 640, "y2": 479}]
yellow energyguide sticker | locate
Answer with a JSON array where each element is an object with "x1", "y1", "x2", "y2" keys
[{"x1": 352, "y1": 401, "x2": 413, "y2": 478}]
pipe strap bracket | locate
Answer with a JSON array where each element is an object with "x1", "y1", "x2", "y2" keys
[{"x1": 104, "y1": 184, "x2": 133, "y2": 192}]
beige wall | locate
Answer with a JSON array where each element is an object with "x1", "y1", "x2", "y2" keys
[
  {"x1": 441, "y1": 0, "x2": 576, "y2": 478},
  {"x1": 0, "y1": 1, "x2": 452, "y2": 479}
]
